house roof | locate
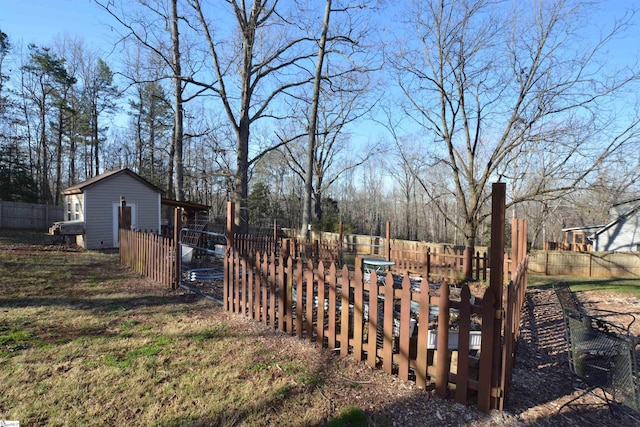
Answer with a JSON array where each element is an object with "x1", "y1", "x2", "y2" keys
[
  {"x1": 62, "y1": 168, "x2": 163, "y2": 195},
  {"x1": 594, "y1": 200, "x2": 640, "y2": 237}
]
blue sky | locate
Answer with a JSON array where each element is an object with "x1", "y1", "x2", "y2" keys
[
  {"x1": 2, "y1": 0, "x2": 637, "y2": 60},
  {"x1": 0, "y1": 0, "x2": 110, "y2": 50}
]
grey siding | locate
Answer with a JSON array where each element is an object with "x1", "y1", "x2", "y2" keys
[
  {"x1": 83, "y1": 174, "x2": 160, "y2": 249},
  {"x1": 596, "y1": 215, "x2": 640, "y2": 251}
]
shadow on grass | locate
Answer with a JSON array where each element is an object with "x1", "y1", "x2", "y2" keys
[{"x1": 0, "y1": 295, "x2": 190, "y2": 311}]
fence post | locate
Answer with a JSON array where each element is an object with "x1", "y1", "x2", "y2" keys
[
  {"x1": 338, "y1": 221, "x2": 344, "y2": 266},
  {"x1": 385, "y1": 221, "x2": 391, "y2": 261},
  {"x1": 225, "y1": 202, "x2": 236, "y2": 311},
  {"x1": 173, "y1": 208, "x2": 181, "y2": 289},
  {"x1": 487, "y1": 182, "x2": 506, "y2": 411},
  {"x1": 463, "y1": 248, "x2": 470, "y2": 280}
]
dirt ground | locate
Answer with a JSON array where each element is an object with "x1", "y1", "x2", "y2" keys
[
  {"x1": 183, "y1": 277, "x2": 640, "y2": 426},
  {"x1": 502, "y1": 286, "x2": 640, "y2": 426}
]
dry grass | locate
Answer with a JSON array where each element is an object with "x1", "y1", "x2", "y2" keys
[
  {"x1": 0, "y1": 232, "x2": 510, "y2": 427},
  {"x1": 0, "y1": 242, "x2": 330, "y2": 425}
]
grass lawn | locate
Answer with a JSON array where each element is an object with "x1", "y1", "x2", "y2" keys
[
  {"x1": 528, "y1": 273, "x2": 640, "y2": 297},
  {"x1": 8, "y1": 229, "x2": 637, "y2": 426},
  {"x1": 0, "y1": 235, "x2": 386, "y2": 426}
]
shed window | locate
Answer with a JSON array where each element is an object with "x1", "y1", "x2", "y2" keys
[
  {"x1": 67, "y1": 202, "x2": 72, "y2": 221},
  {"x1": 75, "y1": 203, "x2": 80, "y2": 220}
]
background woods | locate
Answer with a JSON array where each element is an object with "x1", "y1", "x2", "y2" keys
[{"x1": 1, "y1": 0, "x2": 639, "y2": 247}]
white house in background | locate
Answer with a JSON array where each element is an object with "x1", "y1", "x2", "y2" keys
[
  {"x1": 62, "y1": 168, "x2": 162, "y2": 249},
  {"x1": 591, "y1": 198, "x2": 640, "y2": 252}
]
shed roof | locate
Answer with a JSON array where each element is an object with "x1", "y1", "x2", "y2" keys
[
  {"x1": 62, "y1": 168, "x2": 162, "y2": 195},
  {"x1": 161, "y1": 198, "x2": 210, "y2": 211}
]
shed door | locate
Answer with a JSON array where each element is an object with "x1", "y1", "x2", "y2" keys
[{"x1": 112, "y1": 203, "x2": 137, "y2": 248}]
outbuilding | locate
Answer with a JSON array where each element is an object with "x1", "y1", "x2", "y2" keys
[{"x1": 61, "y1": 168, "x2": 162, "y2": 249}]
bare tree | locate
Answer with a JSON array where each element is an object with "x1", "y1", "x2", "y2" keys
[
  {"x1": 391, "y1": 0, "x2": 640, "y2": 277},
  {"x1": 96, "y1": 0, "x2": 197, "y2": 200},
  {"x1": 300, "y1": 0, "x2": 332, "y2": 238},
  {"x1": 271, "y1": 0, "x2": 381, "y2": 237},
  {"x1": 186, "y1": 0, "x2": 318, "y2": 231}
]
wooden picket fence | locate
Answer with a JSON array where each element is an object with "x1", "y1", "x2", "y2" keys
[
  {"x1": 223, "y1": 245, "x2": 529, "y2": 412},
  {"x1": 390, "y1": 244, "x2": 489, "y2": 282},
  {"x1": 119, "y1": 228, "x2": 176, "y2": 288},
  {"x1": 235, "y1": 234, "x2": 279, "y2": 257},
  {"x1": 223, "y1": 251, "x2": 490, "y2": 403},
  {"x1": 281, "y1": 238, "x2": 342, "y2": 265},
  {"x1": 117, "y1": 187, "x2": 528, "y2": 412},
  {"x1": 222, "y1": 185, "x2": 528, "y2": 412}
]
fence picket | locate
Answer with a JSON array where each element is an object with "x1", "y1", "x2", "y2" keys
[
  {"x1": 327, "y1": 263, "x2": 337, "y2": 349},
  {"x1": 305, "y1": 260, "x2": 314, "y2": 340},
  {"x1": 455, "y1": 285, "x2": 472, "y2": 403},
  {"x1": 435, "y1": 282, "x2": 450, "y2": 397},
  {"x1": 353, "y1": 267, "x2": 364, "y2": 361},
  {"x1": 278, "y1": 255, "x2": 286, "y2": 332},
  {"x1": 398, "y1": 275, "x2": 411, "y2": 381},
  {"x1": 339, "y1": 265, "x2": 350, "y2": 357},
  {"x1": 295, "y1": 259, "x2": 303, "y2": 338},
  {"x1": 317, "y1": 262, "x2": 327, "y2": 346},
  {"x1": 285, "y1": 257, "x2": 293, "y2": 334},
  {"x1": 382, "y1": 272, "x2": 394, "y2": 374},
  {"x1": 270, "y1": 253, "x2": 277, "y2": 328}
]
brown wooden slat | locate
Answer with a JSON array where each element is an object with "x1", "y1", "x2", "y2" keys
[
  {"x1": 353, "y1": 267, "x2": 364, "y2": 361},
  {"x1": 398, "y1": 275, "x2": 411, "y2": 381},
  {"x1": 285, "y1": 257, "x2": 293, "y2": 334},
  {"x1": 339, "y1": 265, "x2": 350, "y2": 357},
  {"x1": 306, "y1": 260, "x2": 314, "y2": 340},
  {"x1": 382, "y1": 272, "x2": 394, "y2": 374},
  {"x1": 317, "y1": 262, "x2": 326, "y2": 346},
  {"x1": 455, "y1": 285, "x2": 472, "y2": 403},
  {"x1": 435, "y1": 282, "x2": 450, "y2": 397},
  {"x1": 327, "y1": 263, "x2": 337, "y2": 349},
  {"x1": 295, "y1": 259, "x2": 303, "y2": 338},
  {"x1": 269, "y1": 253, "x2": 276, "y2": 328},
  {"x1": 367, "y1": 274, "x2": 379, "y2": 369},
  {"x1": 278, "y1": 255, "x2": 285, "y2": 332}
]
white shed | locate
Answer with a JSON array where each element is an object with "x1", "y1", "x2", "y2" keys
[{"x1": 61, "y1": 168, "x2": 162, "y2": 249}]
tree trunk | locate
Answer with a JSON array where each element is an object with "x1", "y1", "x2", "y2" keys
[
  {"x1": 171, "y1": 0, "x2": 184, "y2": 201},
  {"x1": 235, "y1": 116, "x2": 250, "y2": 232},
  {"x1": 301, "y1": 0, "x2": 332, "y2": 239},
  {"x1": 55, "y1": 103, "x2": 64, "y2": 205},
  {"x1": 463, "y1": 220, "x2": 476, "y2": 280},
  {"x1": 92, "y1": 105, "x2": 99, "y2": 176}
]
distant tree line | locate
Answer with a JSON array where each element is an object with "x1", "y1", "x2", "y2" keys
[{"x1": 1, "y1": 0, "x2": 639, "y2": 253}]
